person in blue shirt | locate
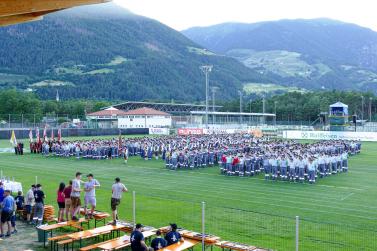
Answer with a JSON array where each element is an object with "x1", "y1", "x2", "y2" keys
[
  {"x1": 0, "y1": 182, "x2": 4, "y2": 204},
  {"x1": 165, "y1": 223, "x2": 182, "y2": 245},
  {"x1": 130, "y1": 223, "x2": 150, "y2": 251},
  {"x1": 0, "y1": 190, "x2": 15, "y2": 238},
  {"x1": 151, "y1": 230, "x2": 167, "y2": 251}
]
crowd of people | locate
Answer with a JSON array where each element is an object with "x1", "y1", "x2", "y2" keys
[{"x1": 32, "y1": 134, "x2": 361, "y2": 184}]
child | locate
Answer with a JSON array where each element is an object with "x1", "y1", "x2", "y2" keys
[
  {"x1": 15, "y1": 191, "x2": 24, "y2": 211},
  {"x1": 11, "y1": 201, "x2": 17, "y2": 234}
]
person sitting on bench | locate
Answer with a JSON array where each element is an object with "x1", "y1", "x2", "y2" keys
[
  {"x1": 151, "y1": 230, "x2": 167, "y2": 251},
  {"x1": 130, "y1": 223, "x2": 153, "y2": 251},
  {"x1": 165, "y1": 223, "x2": 183, "y2": 245}
]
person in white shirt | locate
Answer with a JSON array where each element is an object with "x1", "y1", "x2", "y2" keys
[
  {"x1": 111, "y1": 177, "x2": 128, "y2": 225},
  {"x1": 84, "y1": 174, "x2": 100, "y2": 219},
  {"x1": 25, "y1": 184, "x2": 36, "y2": 223}
]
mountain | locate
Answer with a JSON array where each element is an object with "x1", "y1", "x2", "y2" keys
[
  {"x1": 0, "y1": 3, "x2": 269, "y2": 101},
  {"x1": 183, "y1": 19, "x2": 377, "y2": 93}
]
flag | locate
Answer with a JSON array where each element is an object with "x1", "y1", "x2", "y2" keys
[
  {"x1": 10, "y1": 130, "x2": 17, "y2": 146},
  {"x1": 51, "y1": 129, "x2": 54, "y2": 142},
  {"x1": 58, "y1": 128, "x2": 62, "y2": 142},
  {"x1": 29, "y1": 128, "x2": 33, "y2": 143},
  {"x1": 43, "y1": 125, "x2": 47, "y2": 142},
  {"x1": 36, "y1": 127, "x2": 41, "y2": 144}
]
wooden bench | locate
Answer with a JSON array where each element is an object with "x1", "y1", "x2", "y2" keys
[
  {"x1": 79, "y1": 238, "x2": 118, "y2": 251},
  {"x1": 57, "y1": 239, "x2": 73, "y2": 251}
]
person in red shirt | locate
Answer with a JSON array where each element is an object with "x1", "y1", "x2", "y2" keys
[
  {"x1": 57, "y1": 182, "x2": 66, "y2": 222},
  {"x1": 62, "y1": 180, "x2": 72, "y2": 221},
  {"x1": 233, "y1": 155, "x2": 240, "y2": 176}
]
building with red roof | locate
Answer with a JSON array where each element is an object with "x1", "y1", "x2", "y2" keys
[{"x1": 118, "y1": 107, "x2": 172, "y2": 129}]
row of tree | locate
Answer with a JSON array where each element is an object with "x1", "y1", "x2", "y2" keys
[
  {"x1": 219, "y1": 90, "x2": 377, "y2": 122},
  {"x1": 0, "y1": 88, "x2": 376, "y2": 123},
  {"x1": 0, "y1": 89, "x2": 111, "y2": 122}
]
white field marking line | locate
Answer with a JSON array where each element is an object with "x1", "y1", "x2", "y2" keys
[
  {"x1": 1, "y1": 160, "x2": 376, "y2": 212},
  {"x1": 341, "y1": 193, "x2": 355, "y2": 201},
  {"x1": 125, "y1": 177, "x2": 377, "y2": 216}
]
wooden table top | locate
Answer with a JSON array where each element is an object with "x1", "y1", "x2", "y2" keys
[
  {"x1": 67, "y1": 224, "x2": 125, "y2": 241},
  {"x1": 158, "y1": 239, "x2": 200, "y2": 251},
  {"x1": 79, "y1": 209, "x2": 110, "y2": 219},
  {"x1": 38, "y1": 218, "x2": 88, "y2": 231},
  {"x1": 96, "y1": 230, "x2": 156, "y2": 251}
]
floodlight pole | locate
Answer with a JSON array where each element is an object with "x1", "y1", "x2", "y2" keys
[
  {"x1": 274, "y1": 101, "x2": 277, "y2": 126},
  {"x1": 262, "y1": 96, "x2": 266, "y2": 124},
  {"x1": 211, "y1": 86, "x2": 218, "y2": 125},
  {"x1": 361, "y1": 96, "x2": 364, "y2": 121},
  {"x1": 200, "y1": 65, "x2": 213, "y2": 129},
  {"x1": 369, "y1": 97, "x2": 372, "y2": 122},
  {"x1": 238, "y1": 91, "x2": 243, "y2": 124}
]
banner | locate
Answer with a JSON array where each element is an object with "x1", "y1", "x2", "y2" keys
[
  {"x1": 149, "y1": 128, "x2": 170, "y2": 135},
  {"x1": 9, "y1": 130, "x2": 17, "y2": 146},
  {"x1": 177, "y1": 128, "x2": 203, "y2": 136},
  {"x1": 283, "y1": 130, "x2": 377, "y2": 142}
]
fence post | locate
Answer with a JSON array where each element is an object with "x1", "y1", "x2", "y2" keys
[
  {"x1": 133, "y1": 191, "x2": 136, "y2": 228},
  {"x1": 202, "y1": 201, "x2": 206, "y2": 251},
  {"x1": 35, "y1": 176, "x2": 38, "y2": 185},
  {"x1": 296, "y1": 216, "x2": 299, "y2": 251}
]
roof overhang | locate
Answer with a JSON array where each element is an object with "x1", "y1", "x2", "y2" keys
[
  {"x1": 190, "y1": 111, "x2": 276, "y2": 117},
  {"x1": 0, "y1": 0, "x2": 111, "y2": 26}
]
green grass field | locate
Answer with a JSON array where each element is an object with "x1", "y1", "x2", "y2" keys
[{"x1": 0, "y1": 141, "x2": 376, "y2": 250}]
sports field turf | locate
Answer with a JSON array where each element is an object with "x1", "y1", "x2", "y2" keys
[{"x1": 0, "y1": 141, "x2": 376, "y2": 250}]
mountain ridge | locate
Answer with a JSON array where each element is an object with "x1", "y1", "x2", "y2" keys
[
  {"x1": 182, "y1": 18, "x2": 377, "y2": 93},
  {"x1": 0, "y1": 3, "x2": 270, "y2": 101}
]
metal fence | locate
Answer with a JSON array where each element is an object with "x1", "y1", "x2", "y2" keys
[{"x1": 122, "y1": 192, "x2": 376, "y2": 251}]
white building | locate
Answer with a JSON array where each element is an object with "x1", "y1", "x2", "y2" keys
[
  {"x1": 118, "y1": 107, "x2": 172, "y2": 129},
  {"x1": 86, "y1": 107, "x2": 128, "y2": 128}
]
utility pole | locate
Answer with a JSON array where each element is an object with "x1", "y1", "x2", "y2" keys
[
  {"x1": 369, "y1": 97, "x2": 372, "y2": 122},
  {"x1": 262, "y1": 96, "x2": 266, "y2": 124},
  {"x1": 274, "y1": 101, "x2": 277, "y2": 126},
  {"x1": 238, "y1": 91, "x2": 243, "y2": 124},
  {"x1": 211, "y1": 86, "x2": 218, "y2": 125},
  {"x1": 200, "y1": 65, "x2": 213, "y2": 128}
]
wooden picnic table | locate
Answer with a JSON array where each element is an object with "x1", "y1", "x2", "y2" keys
[
  {"x1": 96, "y1": 230, "x2": 156, "y2": 251},
  {"x1": 66, "y1": 224, "x2": 127, "y2": 248},
  {"x1": 38, "y1": 218, "x2": 89, "y2": 248},
  {"x1": 158, "y1": 239, "x2": 200, "y2": 251},
  {"x1": 79, "y1": 209, "x2": 110, "y2": 227}
]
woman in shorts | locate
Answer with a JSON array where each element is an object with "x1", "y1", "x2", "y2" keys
[{"x1": 57, "y1": 182, "x2": 66, "y2": 222}]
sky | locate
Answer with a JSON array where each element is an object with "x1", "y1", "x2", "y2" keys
[{"x1": 114, "y1": 0, "x2": 377, "y2": 31}]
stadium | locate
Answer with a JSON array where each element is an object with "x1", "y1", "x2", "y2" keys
[{"x1": 0, "y1": 1, "x2": 377, "y2": 251}]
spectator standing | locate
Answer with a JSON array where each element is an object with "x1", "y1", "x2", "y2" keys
[
  {"x1": 33, "y1": 184, "x2": 45, "y2": 226},
  {"x1": 57, "y1": 182, "x2": 66, "y2": 222},
  {"x1": 25, "y1": 185, "x2": 35, "y2": 223},
  {"x1": 63, "y1": 180, "x2": 72, "y2": 221},
  {"x1": 111, "y1": 177, "x2": 127, "y2": 225},
  {"x1": 70, "y1": 172, "x2": 82, "y2": 221},
  {"x1": 0, "y1": 190, "x2": 15, "y2": 238},
  {"x1": 84, "y1": 174, "x2": 100, "y2": 219}
]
